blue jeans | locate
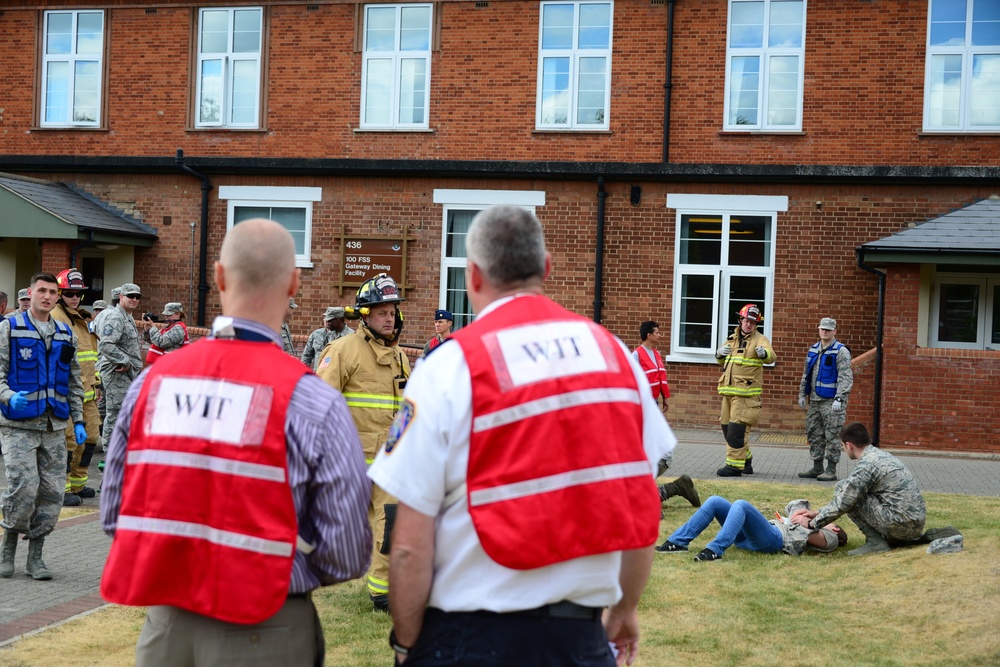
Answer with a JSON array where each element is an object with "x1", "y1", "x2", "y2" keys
[{"x1": 667, "y1": 495, "x2": 783, "y2": 557}]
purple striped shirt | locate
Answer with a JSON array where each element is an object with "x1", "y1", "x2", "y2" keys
[{"x1": 100, "y1": 316, "x2": 373, "y2": 594}]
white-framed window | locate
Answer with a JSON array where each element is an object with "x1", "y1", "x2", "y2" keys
[
  {"x1": 666, "y1": 194, "x2": 786, "y2": 362},
  {"x1": 536, "y1": 1, "x2": 613, "y2": 130},
  {"x1": 923, "y1": 0, "x2": 1000, "y2": 131},
  {"x1": 432, "y1": 190, "x2": 547, "y2": 330},
  {"x1": 361, "y1": 4, "x2": 433, "y2": 129},
  {"x1": 196, "y1": 7, "x2": 263, "y2": 128},
  {"x1": 41, "y1": 10, "x2": 105, "y2": 127},
  {"x1": 929, "y1": 273, "x2": 1000, "y2": 349},
  {"x1": 218, "y1": 186, "x2": 321, "y2": 268},
  {"x1": 723, "y1": 0, "x2": 805, "y2": 131}
]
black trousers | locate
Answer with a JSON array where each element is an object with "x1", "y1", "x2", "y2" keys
[{"x1": 400, "y1": 605, "x2": 616, "y2": 667}]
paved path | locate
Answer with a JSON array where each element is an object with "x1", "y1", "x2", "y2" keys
[{"x1": 0, "y1": 429, "x2": 997, "y2": 646}]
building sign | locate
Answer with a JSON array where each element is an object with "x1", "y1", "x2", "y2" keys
[{"x1": 337, "y1": 230, "x2": 411, "y2": 295}]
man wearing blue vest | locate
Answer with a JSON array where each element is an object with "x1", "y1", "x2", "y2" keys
[
  {"x1": 0, "y1": 272, "x2": 85, "y2": 580},
  {"x1": 797, "y1": 318, "x2": 853, "y2": 482}
]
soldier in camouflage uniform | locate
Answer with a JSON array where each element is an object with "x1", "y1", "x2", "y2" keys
[
  {"x1": 798, "y1": 318, "x2": 854, "y2": 481},
  {"x1": 300, "y1": 306, "x2": 350, "y2": 370},
  {"x1": 280, "y1": 297, "x2": 298, "y2": 356},
  {"x1": 97, "y1": 283, "x2": 143, "y2": 451},
  {"x1": 1, "y1": 273, "x2": 85, "y2": 580},
  {"x1": 791, "y1": 422, "x2": 926, "y2": 556}
]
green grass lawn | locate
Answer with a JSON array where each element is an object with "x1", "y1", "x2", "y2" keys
[{"x1": 2, "y1": 479, "x2": 998, "y2": 666}]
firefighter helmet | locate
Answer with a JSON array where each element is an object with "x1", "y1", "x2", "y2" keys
[
  {"x1": 737, "y1": 303, "x2": 762, "y2": 324},
  {"x1": 354, "y1": 273, "x2": 405, "y2": 310},
  {"x1": 55, "y1": 268, "x2": 88, "y2": 291}
]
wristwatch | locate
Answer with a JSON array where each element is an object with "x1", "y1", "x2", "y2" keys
[{"x1": 389, "y1": 628, "x2": 412, "y2": 655}]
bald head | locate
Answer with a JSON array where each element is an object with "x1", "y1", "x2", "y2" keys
[{"x1": 215, "y1": 218, "x2": 300, "y2": 330}]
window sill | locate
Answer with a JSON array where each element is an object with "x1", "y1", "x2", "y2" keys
[
  {"x1": 186, "y1": 127, "x2": 269, "y2": 133},
  {"x1": 296, "y1": 260, "x2": 315, "y2": 269},
  {"x1": 917, "y1": 346, "x2": 1000, "y2": 356},
  {"x1": 718, "y1": 130, "x2": 805, "y2": 136},
  {"x1": 30, "y1": 126, "x2": 108, "y2": 132},
  {"x1": 662, "y1": 352, "x2": 724, "y2": 365},
  {"x1": 532, "y1": 129, "x2": 613, "y2": 135},
  {"x1": 353, "y1": 127, "x2": 435, "y2": 133},
  {"x1": 918, "y1": 131, "x2": 1000, "y2": 137}
]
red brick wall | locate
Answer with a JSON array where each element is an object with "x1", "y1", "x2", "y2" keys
[
  {"x1": 40, "y1": 240, "x2": 72, "y2": 275},
  {"x1": 3, "y1": 1, "x2": 998, "y2": 166}
]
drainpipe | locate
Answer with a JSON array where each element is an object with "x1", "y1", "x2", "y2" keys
[
  {"x1": 855, "y1": 248, "x2": 885, "y2": 446},
  {"x1": 594, "y1": 177, "x2": 607, "y2": 324},
  {"x1": 175, "y1": 149, "x2": 213, "y2": 326},
  {"x1": 662, "y1": 0, "x2": 676, "y2": 162},
  {"x1": 70, "y1": 230, "x2": 96, "y2": 270}
]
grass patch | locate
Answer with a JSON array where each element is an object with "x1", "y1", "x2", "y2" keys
[
  {"x1": 57, "y1": 506, "x2": 99, "y2": 521},
  {"x1": 2, "y1": 480, "x2": 997, "y2": 666}
]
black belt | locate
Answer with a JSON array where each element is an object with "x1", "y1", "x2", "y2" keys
[{"x1": 517, "y1": 601, "x2": 603, "y2": 621}]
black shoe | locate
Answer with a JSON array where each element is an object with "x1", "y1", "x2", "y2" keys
[
  {"x1": 371, "y1": 594, "x2": 390, "y2": 613},
  {"x1": 716, "y1": 465, "x2": 742, "y2": 477},
  {"x1": 62, "y1": 493, "x2": 82, "y2": 507},
  {"x1": 743, "y1": 457, "x2": 754, "y2": 475},
  {"x1": 76, "y1": 487, "x2": 97, "y2": 499},
  {"x1": 694, "y1": 548, "x2": 722, "y2": 562},
  {"x1": 654, "y1": 540, "x2": 688, "y2": 554}
]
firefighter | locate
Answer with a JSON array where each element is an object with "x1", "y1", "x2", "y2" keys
[
  {"x1": 51, "y1": 269, "x2": 101, "y2": 506},
  {"x1": 715, "y1": 304, "x2": 775, "y2": 476},
  {"x1": 315, "y1": 273, "x2": 410, "y2": 612}
]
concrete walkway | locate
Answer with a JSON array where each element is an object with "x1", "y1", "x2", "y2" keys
[{"x1": 0, "y1": 428, "x2": 997, "y2": 646}]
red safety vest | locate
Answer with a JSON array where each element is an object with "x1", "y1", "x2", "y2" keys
[
  {"x1": 101, "y1": 338, "x2": 308, "y2": 624},
  {"x1": 145, "y1": 321, "x2": 190, "y2": 365},
  {"x1": 635, "y1": 345, "x2": 670, "y2": 400},
  {"x1": 453, "y1": 295, "x2": 659, "y2": 570}
]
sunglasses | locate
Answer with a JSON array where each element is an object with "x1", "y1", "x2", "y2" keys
[
  {"x1": 125, "y1": 293, "x2": 142, "y2": 300},
  {"x1": 62, "y1": 291, "x2": 82, "y2": 299}
]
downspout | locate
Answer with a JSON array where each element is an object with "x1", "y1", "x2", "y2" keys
[
  {"x1": 662, "y1": 0, "x2": 676, "y2": 162},
  {"x1": 70, "y1": 230, "x2": 96, "y2": 270},
  {"x1": 855, "y1": 248, "x2": 885, "y2": 446},
  {"x1": 175, "y1": 149, "x2": 213, "y2": 326},
  {"x1": 594, "y1": 177, "x2": 607, "y2": 324}
]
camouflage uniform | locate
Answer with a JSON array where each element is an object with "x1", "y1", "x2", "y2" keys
[
  {"x1": 280, "y1": 322, "x2": 296, "y2": 357},
  {"x1": 0, "y1": 314, "x2": 84, "y2": 539},
  {"x1": 300, "y1": 325, "x2": 350, "y2": 370},
  {"x1": 811, "y1": 445, "x2": 926, "y2": 542},
  {"x1": 773, "y1": 500, "x2": 840, "y2": 555},
  {"x1": 97, "y1": 305, "x2": 142, "y2": 449},
  {"x1": 800, "y1": 340, "x2": 853, "y2": 465}
]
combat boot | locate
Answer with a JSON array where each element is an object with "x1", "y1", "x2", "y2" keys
[
  {"x1": 816, "y1": 461, "x2": 838, "y2": 482},
  {"x1": 798, "y1": 459, "x2": 824, "y2": 478},
  {"x1": 670, "y1": 475, "x2": 701, "y2": 507},
  {"x1": 0, "y1": 530, "x2": 18, "y2": 578},
  {"x1": 848, "y1": 525, "x2": 890, "y2": 557},
  {"x1": 25, "y1": 537, "x2": 53, "y2": 581}
]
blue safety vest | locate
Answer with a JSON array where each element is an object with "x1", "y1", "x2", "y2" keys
[
  {"x1": 1, "y1": 312, "x2": 74, "y2": 420},
  {"x1": 804, "y1": 341, "x2": 843, "y2": 399}
]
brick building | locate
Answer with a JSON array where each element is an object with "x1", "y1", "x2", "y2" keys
[{"x1": 0, "y1": 0, "x2": 997, "y2": 452}]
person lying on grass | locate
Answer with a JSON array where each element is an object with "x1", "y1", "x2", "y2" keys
[{"x1": 655, "y1": 496, "x2": 848, "y2": 562}]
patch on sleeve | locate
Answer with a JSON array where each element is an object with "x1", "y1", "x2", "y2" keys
[
  {"x1": 383, "y1": 399, "x2": 415, "y2": 455},
  {"x1": 318, "y1": 355, "x2": 331, "y2": 370},
  {"x1": 103, "y1": 324, "x2": 114, "y2": 337}
]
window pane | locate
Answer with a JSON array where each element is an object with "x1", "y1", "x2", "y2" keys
[
  {"x1": 45, "y1": 61, "x2": 69, "y2": 123},
  {"x1": 201, "y1": 10, "x2": 230, "y2": 53},
  {"x1": 938, "y1": 283, "x2": 980, "y2": 343},
  {"x1": 766, "y1": 55, "x2": 798, "y2": 125},
  {"x1": 578, "y1": 3, "x2": 611, "y2": 49},
  {"x1": 542, "y1": 4, "x2": 574, "y2": 49},
  {"x1": 400, "y1": 6, "x2": 431, "y2": 50},
  {"x1": 576, "y1": 56, "x2": 607, "y2": 124},
  {"x1": 230, "y1": 60, "x2": 259, "y2": 125},
  {"x1": 930, "y1": 0, "x2": 968, "y2": 46},
  {"x1": 729, "y1": 56, "x2": 760, "y2": 125},
  {"x1": 271, "y1": 207, "x2": 307, "y2": 255},
  {"x1": 46, "y1": 13, "x2": 73, "y2": 55},
  {"x1": 73, "y1": 61, "x2": 100, "y2": 123},
  {"x1": 446, "y1": 267, "x2": 472, "y2": 330},
  {"x1": 399, "y1": 59, "x2": 427, "y2": 123},
  {"x1": 541, "y1": 57, "x2": 571, "y2": 124},
  {"x1": 730, "y1": 1, "x2": 764, "y2": 48},
  {"x1": 446, "y1": 210, "x2": 475, "y2": 258},
  {"x1": 970, "y1": 54, "x2": 1000, "y2": 125},
  {"x1": 680, "y1": 215, "x2": 723, "y2": 265},
  {"x1": 199, "y1": 60, "x2": 223, "y2": 123},
  {"x1": 364, "y1": 59, "x2": 393, "y2": 124},
  {"x1": 366, "y1": 7, "x2": 397, "y2": 51},
  {"x1": 234, "y1": 206, "x2": 270, "y2": 222},
  {"x1": 233, "y1": 9, "x2": 262, "y2": 53},
  {"x1": 77, "y1": 13, "x2": 104, "y2": 54},
  {"x1": 928, "y1": 54, "x2": 963, "y2": 126},
  {"x1": 768, "y1": 0, "x2": 803, "y2": 48},
  {"x1": 727, "y1": 276, "x2": 767, "y2": 332},
  {"x1": 973, "y1": 0, "x2": 1000, "y2": 45},
  {"x1": 679, "y1": 274, "x2": 715, "y2": 349},
  {"x1": 728, "y1": 215, "x2": 771, "y2": 266}
]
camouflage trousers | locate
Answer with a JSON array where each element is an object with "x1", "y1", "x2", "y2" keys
[
  {"x1": 839, "y1": 480, "x2": 926, "y2": 542},
  {"x1": 1, "y1": 426, "x2": 65, "y2": 539},
  {"x1": 101, "y1": 371, "x2": 135, "y2": 449},
  {"x1": 806, "y1": 399, "x2": 846, "y2": 463},
  {"x1": 65, "y1": 399, "x2": 101, "y2": 493}
]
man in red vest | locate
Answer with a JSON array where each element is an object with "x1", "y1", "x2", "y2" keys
[
  {"x1": 99, "y1": 218, "x2": 372, "y2": 666},
  {"x1": 369, "y1": 205, "x2": 675, "y2": 667}
]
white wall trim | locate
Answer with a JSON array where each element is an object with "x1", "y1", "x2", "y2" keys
[
  {"x1": 666, "y1": 194, "x2": 788, "y2": 212},
  {"x1": 218, "y1": 186, "x2": 322, "y2": 202},
  {"x1": 433, "y1": 189, "x2": 546, "y2": 206}
]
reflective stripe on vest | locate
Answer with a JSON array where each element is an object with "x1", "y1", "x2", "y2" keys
[{"x1": 342, "y1": 392, "x2": 402, "y2": 410}]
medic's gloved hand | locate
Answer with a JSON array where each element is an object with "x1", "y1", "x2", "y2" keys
[
  {"x1": 832, "y1": 398, "x2": 845, "y2": 413},
  {"x1": 9, "y1": 391, "x2": 28, "y2": 411},
  {"x1": 717, "y1": 344, "x2": 732, "y2": 357},
  {"x1": 755, "y1": 346, "x2": 768, "y2": 359},
  {"x1": 798, "y1": 395, "x2": 808, "y2": 410},
  {"x1": 74, "y1": 423, "x2": 87, "y2": 445}
]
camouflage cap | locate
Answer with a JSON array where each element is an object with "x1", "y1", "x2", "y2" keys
[
  {"x1": 161, "y1": 302, "x2": 184, "y2": 316},
  {"x1": 819, "y1": 317, "x2": 837, "y2": 330},
  {"x1": 17, "y1": 289, "x2": 29, "y2": 301},
  {"x1": 120, "y1": 283, "x2": 142, "y2": 296},
  {"x1": 92, "y1": 300, "x2": 109, "y2": 311},
  {"x1": 111, "y1": 286, "x2": 122, "y2": 299},
  {"x1": 324, "y1": 306, "x2": 346, "y2": 321},
  {"x1": 785, "y1": 499, "x2": 812, "y2": 517},
  {"x1": 289, "y1": 297, "x2": 299, "y2": 309}
]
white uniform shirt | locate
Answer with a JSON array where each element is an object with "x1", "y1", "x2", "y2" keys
[{"x1": 368, "y1": 295, "x2": 676, "y2": 613}]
